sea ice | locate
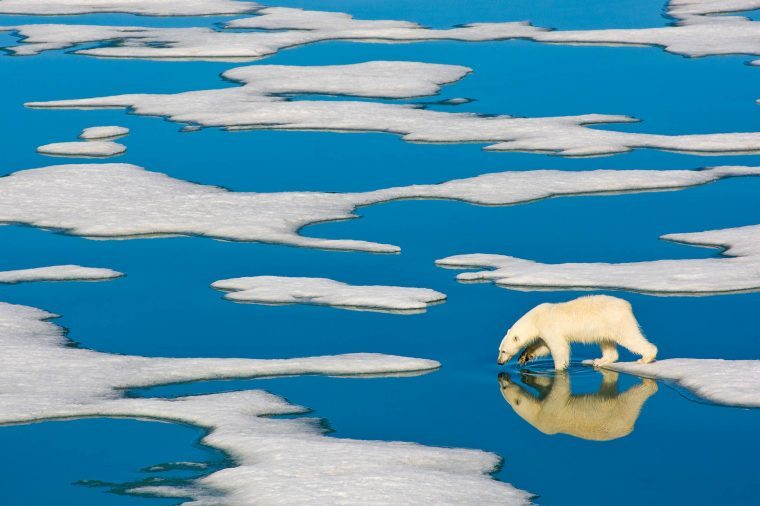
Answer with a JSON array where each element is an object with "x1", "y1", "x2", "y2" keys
[
  {"x1": 212, "y1": 275, "x2": 446, "y2": 313},
  {"x1": 2, "y1": 1, "x2": 759, "y2": 64},
  {"x1": 0, "y1": 0, "x2": 259, "y2": 16},
  {"x1": 601, "y1": 358, "x2": 760, "y2": 407},
  {"x1": 2, "y1": 162, "x2": 757, "y2": 252},
  {"x1": 436, "y1": 224, "x2": 760, "y2": 295},
  {"x1": 0, "y1": 8, "x2": 544, "y2": 60},
  {"x1": 27, "y1": 61, "x2": 760, "y2": 157},
  {"x1": 0, "y1": 301, "x2": 533, "y2": 504},
  {"x1": 0, "y1": 264, "x2": 122, "y2": 283},
  {"x1": 80, "y1": 125, "x2": 129, "y2": 140},
  {"x1": 37, "y1": 140, "x2": 126, "y2": 157}
]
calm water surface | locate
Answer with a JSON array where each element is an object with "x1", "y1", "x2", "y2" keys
[{"x1": 1, "y1": 0, "x2": 759, "y2": 504}]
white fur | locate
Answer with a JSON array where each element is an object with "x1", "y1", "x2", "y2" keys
[{"x1": 498, "y1": 295, "x2": 657, "y2": 371}]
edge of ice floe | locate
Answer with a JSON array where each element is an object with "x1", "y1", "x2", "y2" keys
[
  {"x1": 593, "y1": 359, "x2": 760, "y2": 408},
  {"x1": 0, "y1": 265, "x2": 123, "y2": 284},
  {"x1": 211, "y1": 275, "x2": 447, "y2": 313},
  {"x1": 37, "y1": 141, "x2": 126, "y2": 158},
  {"x1": 80, "y1": 125, "x2": 130, "y2": 140}
]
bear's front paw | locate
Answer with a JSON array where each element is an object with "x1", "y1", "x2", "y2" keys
[{"x1": 518, "y1": 352, "x2": 536, "y2": 366}]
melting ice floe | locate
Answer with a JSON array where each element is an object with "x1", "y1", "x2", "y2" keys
[
  {"x1": 0, "y1": 9, "x2": 544, "y2": 60},
  {"x1": 436, "y1": 224, "x2": 760, "y2": 296},
  {"x1": 37, "y1": 140, "x2": 126, "y2": 157},
  {"x1": 0, "y1": 301, "x2": 533, "y2": 504},
  {"x1": 37, "y1": 126, "x2": 129, "y2": 157},
  {"x1": 0, "y1": 264, "x2": 122, "y2": 283},
  {"x1": 601, "y1": 359, "x2": 760, "y2": 408},
  {"x1": 212, "y1": 276, "x2": 446, "y2": 313},
  {"x1": 0, "y1": 0, "x2": 259, "y2": 16},
  {"x1": 80, "y1": 125, "x2": 129, "y2": 140},
  {"x1": 2, "y1": 1, "x2": 760, "y2": 64},
  {"x1": 26, "y1": 61, "x2": 760, "y2": 157},
  {"x1": 2, "y1": 163, "x2": 758, "y2": 252}
]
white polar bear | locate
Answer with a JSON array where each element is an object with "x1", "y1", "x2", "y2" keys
[{"x1": 497, "y1": 295, "x2": 657, "y2": 371}]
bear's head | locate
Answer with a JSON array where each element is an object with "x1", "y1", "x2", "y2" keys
[{"x1": 498, "y1": 307, "x2": 541, "y2": 365}]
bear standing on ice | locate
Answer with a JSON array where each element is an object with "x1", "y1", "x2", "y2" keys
[{"x1": 497, "y1": 295, "x2": 657, "y2": 371}]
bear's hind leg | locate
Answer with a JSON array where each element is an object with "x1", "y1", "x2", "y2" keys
[
  {"x1": 592, "y1": 341, "x2": 619, "y2": 367},
  {"x1": 617, "y1": 328, "x2": 657, "y2": 364}
]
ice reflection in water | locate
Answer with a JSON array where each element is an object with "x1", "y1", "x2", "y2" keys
[{"x1": 498, "y1": 367, "x2": 657, "y2": 441}]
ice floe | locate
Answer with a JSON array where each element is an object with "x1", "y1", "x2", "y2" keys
[
  {"x1": 667, "y1": 0, "x2": 760, "y2": 17},
  {"x1": 80, "y1": 125, "x2": 129, "y2": 140},
  {"x1": 436, "y1": 223, "x2": 760, "y2": 296},
  {"x1": 0, "y1": 301, "x2": 533, "y2": 504},
  {"x1": 2, "y1": 1, "x2": 760, "y2": 65},
  {"x1": 2, "y1": 163, "x2": 758, "y2": 252},
  {"x1": 27, "y1": 61, "x2": 760, "y2": 157},
  {"x1": 0, "y1": 7, "x2": 544, "y2": 60},
  {"x1": 601, "y1": 358, "x2": 760, "y2": 408},
  {"x1": 535, "y1": 9, "x2": 760, "y2": 63},
  {"x1": 36, "y1": 140, "x2": 126, "y2": 157},
  {"x1": 0, "y1": 0, "x2": 259, "y2": 16},
  {"x1": 212, "y1": 275, "x2": 446, "y2": 313},
  {"x1": 0, "y1": 264, "x2": 122, "y2": 283}
]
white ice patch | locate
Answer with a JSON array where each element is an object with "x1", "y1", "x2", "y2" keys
[
  {"x1": 80, "y1": 125, "x2": 129, "y2": 140},
  {"x1": 436, "y1": 223, "x2": 760, "y2": 296},
  {"x1": 0, "y1": 301, "x2": 533, "y2": 504},
  {"x1": 26, "y1": 61, "x2": 760, "y2": 157},
  {"x1": 2, "y1": 163, "x2": 757, "y2": 252},
  {"x1": 534, "y1": 13, "x2": 760, "y2": 62},
  {"x1": 667, "y1": 0, "x2": 760, "y2": 17},
  {"x1": 37, "y1": 140, "x2": 126, "y2": 158},
  {"x1": 0, "y1": 0, "x2": 259, "y2": 16},
  {"x1": 601, "y1": 359, "x2": 760, "y2": 407},
  {"x1": 0, "y1": 264, "x2": 122, "y2": 283},
  {"x1": 212, "y1": 276, "x2": 446, "y2": 313},
  {"x1": 0, "y1": 7, "x2": 544, "y2": 60},
  {"x1": 2, "y1": 1, "x2": 760, "y2": 64}
]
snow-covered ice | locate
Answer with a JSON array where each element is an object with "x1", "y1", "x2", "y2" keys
[
  {"x1": 37, "y1": 140, "x2": 126, "y2": 157},
  {"x1": 0, "y1": 8, "x2": 544, "y2": 60},
  {"x1": 436, "y1": 224, "x2": 760, "y2": 296},
  {"x1": 2, "y1": 163, "x2": 756, "y2": 252},
  {"x1": 0, "y1": 0, "x2": 259, "y2": 16},
  {"x1": 2, "y1": 1, "x2": 759, "y2": 64},
  {"x1": 27, "y1": 61, "x2": 760, "y2": 157},
  {"x1": 601, "y1": 359, "x2": 760, "y2": 408},
  {"x1": 0, "y1": 264, "x2": 122, "y2": 283},
  {"x1": 80, "y1": 125, "x2": 129, "y2": 140},
  {"x1": 0, "y1": 301, "x2": 533, "y2": 504},
  {"x1": 212, "y1": 276, "x2": 446, "y2": 313}
]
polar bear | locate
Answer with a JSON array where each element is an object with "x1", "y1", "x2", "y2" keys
[
  {"x1": 497, "y1": 295, "x2": 657, "y2": 371},
  {"x1": 498, "y1": 371, "x2": 658, "y2": 441}
]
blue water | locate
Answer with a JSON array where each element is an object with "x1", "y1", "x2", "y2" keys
[{"x1": 2, "y1": 0, "x2": 760, "y2": 504}]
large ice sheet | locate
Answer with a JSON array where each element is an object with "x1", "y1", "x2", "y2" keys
[
  {"x1": 212, "y1": 275, "x2": 446, "y2": 313},
  {"x1": 0, "y1": 0, "x2": 259, "y2": 16},
  {"x1": 0, "y1": 264, "x2": 122, "y2": 283},
  {"x1": 602, "y1": 359, "x2": 760, "y2": 407},
  {"x1": 27, "y1": 61, "x2": 760, "y2": 157},
  {"x1": 2, "y1": 163, "x2": 756, "y2": 252},
  {"x1": 0, "y1": 9, "x2": 543, "y2": 60},
  {"x1": 3, "y1": 1, "x2": 759, "y2": 63},
  {"x1": 0, "y1": 301, "x2": 532, "y2": 504},
  {"x1": 436, "y1": 224, "x2": 760, "y2": 295}
]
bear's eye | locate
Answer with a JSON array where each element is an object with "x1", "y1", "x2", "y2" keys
[{"x1": 513, "y1": 335, "x2": 519, "y2": 342}]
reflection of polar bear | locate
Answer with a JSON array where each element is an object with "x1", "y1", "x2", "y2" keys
[
  {"x1": 498, "y1": 371, "x2": 658, "y2": 441},
  {"x1": 497, "y1": 295, "x2": 657, "y2": 371}
]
